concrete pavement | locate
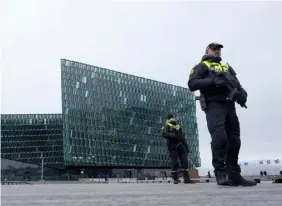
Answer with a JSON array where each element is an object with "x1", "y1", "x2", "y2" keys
[{"x1": 1, "y1": 182, "x2": 281, "y2": 206}]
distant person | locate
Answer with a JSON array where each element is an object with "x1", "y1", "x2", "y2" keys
[
  {"x1": 260, "y1": 171, "x2": 263, "y2": 177},
  {"x1": 280, "y1": 170, "x2": 282, "y2": 176},
  {"x1": 188, "y1": 42, "x2": 256, "y2": 187},
  {"x1": 264, "y1": 171, "x2": 267, "y2": 176},
  {"x1": 208, "y1": 171, "x2": 211, "y2": 178},
  {"x1": 162, "y1": 113, "x2": 194, "y2": 184}
]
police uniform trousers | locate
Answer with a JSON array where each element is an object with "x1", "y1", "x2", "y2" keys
[
  {"x1": 205, "y1": 102, "x2": 241, "y2": 175},
  {"x1": 169, "y1": 143, "x2": 189, "y2": 172}
]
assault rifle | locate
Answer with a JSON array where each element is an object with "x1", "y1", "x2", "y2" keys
[
  {"x1": 195, "y1": 67, "x2": 247, "y2": 109},
  {"x1": 209, "y1": 67, "x2": 247, "y2": 108}
]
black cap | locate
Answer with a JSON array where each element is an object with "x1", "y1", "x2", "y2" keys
[
  {"x1": 206, "y1": 42, "x2": 223, "y2": 50},
  {"x1": 167, "y1": 113, "x2": 175, "y2": 120}
]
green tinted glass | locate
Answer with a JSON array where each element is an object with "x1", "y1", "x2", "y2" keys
[
  {"x1": 1, "y1": 114, "x2": 64, "y2": 169},
  {"x1": 61, "y1": 59, "x2": 200, "y2": 168}
]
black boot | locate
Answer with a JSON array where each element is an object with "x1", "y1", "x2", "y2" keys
[
  {"x1": 171, "y1": 171, "x2": 178, "y2": 184},
  {"x1": 183, "y1": 170, "x2": 196, "y2": 184},
  {"x1": 228, "y1": 172, "x2": 257, "y2": 186},
  {"x1": 215, "y1": 172, "x2": 230, "y2": 186}
]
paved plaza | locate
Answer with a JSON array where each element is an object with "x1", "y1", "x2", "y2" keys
[{"x1": 1, "y1": 182, "x2": 282, "y2": 206}]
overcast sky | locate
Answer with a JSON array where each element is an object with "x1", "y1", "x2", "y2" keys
[{"x1": 2, "y1": 0, "x2": 282, "y2": 169}]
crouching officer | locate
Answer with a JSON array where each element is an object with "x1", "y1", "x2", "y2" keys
[
  {"x1": 187, "y1": 42, "x2": 256, "y2": 187},
  {"x1": 162, "y1": 113, "x2": 194, "y2": 184}
]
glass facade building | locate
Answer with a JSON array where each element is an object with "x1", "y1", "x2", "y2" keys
[
  {"x1": 1, "y1": 114, "x2": 64, "y2": 169},
  {"x1": 1, "y1": 59, "x2": 200, "y2": 174},
  {"x1": 61, "y1": 59, "x2": 200, "y2": 168}
]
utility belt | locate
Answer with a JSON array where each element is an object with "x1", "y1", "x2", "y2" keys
[
  {"x1": 169, "y1": 142, "x2": 188, "y2": 153},
  {"x1": 196, "y1": 93, "x2": 235, "y2": 111}
]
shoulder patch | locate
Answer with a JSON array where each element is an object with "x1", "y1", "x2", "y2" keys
[{"x1": 189, "y1": 68, "x2": 194, "y2": 75}]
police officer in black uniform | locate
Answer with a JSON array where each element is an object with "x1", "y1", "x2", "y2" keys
[
  {"x1": 162, "y1": 113, "x2": 194, "y2": 184},
  {"x1": 188, "y1": 42, "x2": 257, "y2": 186}
]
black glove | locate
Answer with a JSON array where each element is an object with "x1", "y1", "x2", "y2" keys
[
  {"x1": 240, "y1": 87, "x2": 248, "y2": 96},
  {"x1": 236, "y1": 93, "x2": 247, "y2": 106},
  {"x1": 212, "y1": 75, "x2": 228, "y2": 88}
]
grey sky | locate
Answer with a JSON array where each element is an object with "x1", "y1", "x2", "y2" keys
[{"x1": 2, "y1": 0, "x2": 282, "y2": 170}]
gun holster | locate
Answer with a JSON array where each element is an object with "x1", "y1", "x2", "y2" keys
[{"x1": 196, "y1": 94, "x2": 207, "y2": 111}]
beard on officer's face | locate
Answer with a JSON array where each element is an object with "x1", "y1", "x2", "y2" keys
[
  {"x1": 207, "y1": 48, "x2": 221, "y2": 57},
  {"x1": 214, "y1": 51, "x2": 221, "y2": 57},
  {"x1": 169, "y1": 118, "x2": 177, "y2": 124},
  {"x1": 213, "y1": 49, "x2": 221, "y2": 57}
]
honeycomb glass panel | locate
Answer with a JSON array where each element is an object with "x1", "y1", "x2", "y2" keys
[
  {"x1": 1, "y1": 114, "x2": 64, "y2": 169},
  {"x1": 61, "y1": 59, "x2": 200, "y2": 168}
]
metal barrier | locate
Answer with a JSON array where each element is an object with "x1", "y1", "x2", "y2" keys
[{"x1": 1, "y1": 181, "x2": 32, "y2": 185}]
